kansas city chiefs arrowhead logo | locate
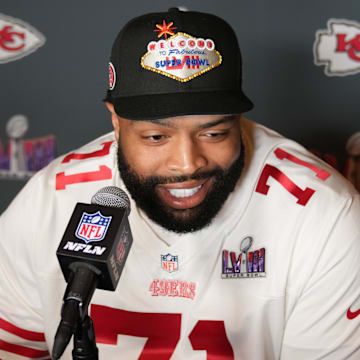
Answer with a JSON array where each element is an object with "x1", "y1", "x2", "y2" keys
[
  {"x1": 0, "y1": 13, "x2": 46, "y2": 64},
  {"x1": 314, "y1": 19, "x2": 360, "y2": 76}
]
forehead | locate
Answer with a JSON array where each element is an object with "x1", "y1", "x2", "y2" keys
[{"x1": 129, "y1": 114, "x2": 239, "y2": 129}]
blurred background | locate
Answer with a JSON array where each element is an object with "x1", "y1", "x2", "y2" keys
[{"x1": 1, "y1": 0, "x2": 359, "y2": 213}]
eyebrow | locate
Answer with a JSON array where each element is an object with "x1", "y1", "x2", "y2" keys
[
  {"x1": 197, "y1": 115, "x2": 238, "y2": 130},
  {"x1": 132, "y1": 115, "x2": 238, "y2": 129}
]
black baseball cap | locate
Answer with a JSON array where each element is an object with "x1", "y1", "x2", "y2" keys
[{"x1": 106, "y1": 7, "x2": 254, "y2": 120}]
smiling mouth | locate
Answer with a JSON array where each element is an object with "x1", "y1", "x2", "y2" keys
[
  {"x1": 156, "y1": 178, "x2": 213, "y2": 210},
  {"x1": 167, "y1": 184, "x2": 202, "y2": 198}
]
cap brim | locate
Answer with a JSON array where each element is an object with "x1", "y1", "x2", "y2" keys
[{"x1": 113, "y1": 90, "x2": 254, "y2": 120}]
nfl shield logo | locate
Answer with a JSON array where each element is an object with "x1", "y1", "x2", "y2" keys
[
  {"x1": 161, "y1": 253, "x2": 179, "y2": 273},
  {"x1": 75, "y1": 211, "x2": 112, "y2": 244}
]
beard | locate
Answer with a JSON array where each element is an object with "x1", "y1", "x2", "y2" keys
[{"x1": 117, "y1": 140, "x2": 244, "y2": 234}]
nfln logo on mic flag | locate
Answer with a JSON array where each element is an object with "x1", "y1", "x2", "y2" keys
[{"x1": 75, "y1": 211, "x2": 112, "y2": 244}]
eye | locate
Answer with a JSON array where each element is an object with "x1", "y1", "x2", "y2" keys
[
  {"x1": 204, "y1": 132, "x2": 224, "y2": 137},
  {"x1": 142, "y1": 134, "x2": 168, "y2": 144},
  {"x1": 148, "y1": 135, "x2": 163, "y2": 141},
  {"x1": 201, "y1": 130, "x2": 229, "y2": 141}
]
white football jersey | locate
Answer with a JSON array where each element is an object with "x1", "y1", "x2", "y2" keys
[{"x1": 1, "y1": 118, "x2": 360, "y2": 360}]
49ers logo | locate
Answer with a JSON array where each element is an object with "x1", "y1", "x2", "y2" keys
[
  {"x1": 0, "y1": 13, "x2": 45, "y2": 64},
  {"x1": 314, "y1": 19, "x2": 360, "y2": 76}
]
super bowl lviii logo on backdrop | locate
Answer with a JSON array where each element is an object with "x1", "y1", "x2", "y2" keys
[
  {"x1": 314, "y1": 19, "x2": 360, "y2": 76},
  {"x1": 0, "y1": 13, "x2": 45, "y2": 63},
  {"x1": 0, "y1": 115, "x2": 56, "y2": 180}
]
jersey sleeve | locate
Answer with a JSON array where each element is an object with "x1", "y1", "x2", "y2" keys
[
  {"x1": 0, "y1": 174, "x2": 50, "y2": 360},
  {"x1": 280, "y1": 193, "x2": 360, "y2": 359}
]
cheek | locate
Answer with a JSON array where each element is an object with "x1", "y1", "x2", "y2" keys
[
  {"x1": 119, "y1": 134, "x2": 164, "y2": 176},
  {"x1": 224, "y1": 132, "x2": 242, "y2": 167},
  {"x1": 228, "y1": 140, "x2": 242, "y2": 164},
  {"x1": 203, "y1": 138, "x2": 241, "y2": 170},
  {"x1": 219, "y1": 148, "x2": 241, "y2": 170}
]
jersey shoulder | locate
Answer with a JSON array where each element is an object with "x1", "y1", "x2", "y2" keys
[
  {"x1": 36, "y1": 132, "x2": 117, "y2": 197},
  {"x1": 241, "y1": 118, "x2": 358, "y2": 217},
  {"x1": 1, "y1": 132, "x2": 117, "y2": 226}
]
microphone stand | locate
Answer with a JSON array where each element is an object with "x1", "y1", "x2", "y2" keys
[
  {"x1": 52, "y1": 263, "x2": 100, "y2": 359},
  {"x1": 72, "y1": 312, "x2": 98, "y2": 360}
]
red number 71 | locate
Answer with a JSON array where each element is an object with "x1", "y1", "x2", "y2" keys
[
  {"x1": 255, "y1": 148, "x2": 331, "y2": 206},
  {"x1": 91, "y1": 304, "x2": 234, "y2": 359},
  {"x1": 55, "y1": 141, "x2": 114, "y2": 190}
]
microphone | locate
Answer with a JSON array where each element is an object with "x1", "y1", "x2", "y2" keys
[{"x1": 52, "y1": 186, "x2": 133, "y2": 360}]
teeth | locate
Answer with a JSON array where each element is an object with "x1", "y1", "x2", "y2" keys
[{"x1": 168, "y1": 185, "x2": 202, "y2": 198}]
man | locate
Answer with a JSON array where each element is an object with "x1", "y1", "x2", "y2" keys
[{"x1": 1, "y1": 7, "x2": 360, "y2": 359}]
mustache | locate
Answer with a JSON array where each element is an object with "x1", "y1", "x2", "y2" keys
[{"x1": 132, "y1": 168, "x2": 224, "y2": 187}]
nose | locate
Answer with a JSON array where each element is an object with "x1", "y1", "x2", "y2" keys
[{"x1": 165, "y1": 136, "x2": 207, "y2": 176}]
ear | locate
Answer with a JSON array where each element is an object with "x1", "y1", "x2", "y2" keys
[{"x1": 105, "y1": 102, "x2": 120, "y2": 142}]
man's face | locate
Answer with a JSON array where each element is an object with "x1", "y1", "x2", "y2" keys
[{"x1": 107, "y1": 103, "x2": 244, "y2": 233}]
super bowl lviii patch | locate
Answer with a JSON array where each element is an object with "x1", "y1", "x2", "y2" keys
[
  {"x1": 222, "y1": 237, "x2": 266, "y2": 279},
  {"x1": 141, "y1": 20, "x2": 222, "y2": 82}
]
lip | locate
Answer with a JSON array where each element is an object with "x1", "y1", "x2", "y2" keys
[
  {"x1": 161, "y1": 179, "x2": 207, "y2": 190},
  {"x1": 156, "y1": 178, "x2": 213, "y2": 209}
]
